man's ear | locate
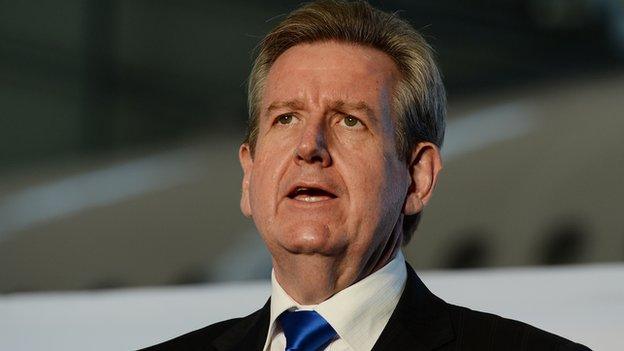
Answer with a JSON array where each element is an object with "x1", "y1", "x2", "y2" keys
[
  {"x1": 239, "y1": 143, "x2": 253, "y2": 218},
  {"x1": 403, "y1": 142, "x2": 443, "y2": 216}
]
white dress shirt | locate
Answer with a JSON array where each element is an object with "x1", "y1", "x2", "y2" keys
[{"x1": 263, "y1": 251, "x2": 407, "y2": 351}]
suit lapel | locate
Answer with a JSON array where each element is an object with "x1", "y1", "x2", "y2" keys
[
  {"x1": 372, "y1": 263, "x2": 454, "y2": 351},
  {"x1": 212, "y1": 299, "x2": 271, "y2": 351}
]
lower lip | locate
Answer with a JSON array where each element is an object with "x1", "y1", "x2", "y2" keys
[
  {"x1": 285, "y1": 196, "x2": 337, "y2": 206},
  {"x1": 292, "y1": 195, "x2": 334, "y2": 202}
]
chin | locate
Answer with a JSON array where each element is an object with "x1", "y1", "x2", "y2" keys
[{"x1": 277, "y1": 223, "x2": 345, "y2": 255}]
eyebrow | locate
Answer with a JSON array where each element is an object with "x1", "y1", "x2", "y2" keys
[
  {"x1": 266, "y1": 100, "x2": 305, "y2": 114},
  {"x1": 330, "y1": 100, "x2": 376, "y2": 120},
  {"x1": 265, "y1": 99, "x2": 376, "y2": 120}
]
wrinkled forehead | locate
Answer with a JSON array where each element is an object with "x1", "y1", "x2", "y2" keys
[{"x1": 261, "y1": 41, "x2": 400, "y2": 117}]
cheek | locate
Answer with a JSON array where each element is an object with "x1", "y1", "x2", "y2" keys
[
  {"x1": 346, "y1": 153, "x2": 407, "y2": 221},
  {"x1": 248, "y1": 144, "x2": 291, "y2": 207},
  {"x1": 342, "y1": 153, "x2": 388, "y2": 211}
]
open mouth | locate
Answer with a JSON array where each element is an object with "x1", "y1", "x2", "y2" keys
[{"x1": 287, "y1": 186, "x2": 337, "y2": 202}]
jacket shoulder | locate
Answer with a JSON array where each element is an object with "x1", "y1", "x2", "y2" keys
[
  {"x1": 445, "y1": 304, "x2": 591, "y2": 351},
  {"x1": 138, "y1": 298, "x2": 270, "y2": 351},
  {"x1": 138, "y1": 317, "x2": 243, "y2": 351}
]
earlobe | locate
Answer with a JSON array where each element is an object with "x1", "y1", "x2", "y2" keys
[
  {"x1": 239, "y1": 144, "x2": 254, "y2": 218},
  {"x1": 403, "y1": 142, "x2": 443, "y2": 216}
]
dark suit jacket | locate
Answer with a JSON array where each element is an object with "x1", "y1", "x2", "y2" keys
[{"x1": 141, "y1": 264, "x2": 591, "y2": 350}]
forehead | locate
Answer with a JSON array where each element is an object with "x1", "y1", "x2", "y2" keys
[{"x1": 262, "y1": 41, "x2": 400, "y2": 112}]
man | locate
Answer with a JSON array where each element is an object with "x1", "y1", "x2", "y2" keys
[{"x1": 144, "y1": 1, "x2": 590, "y2": 350}]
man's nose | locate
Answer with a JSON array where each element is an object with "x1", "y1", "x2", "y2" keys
[{"x1": 294, "y1": 121, "x2": 332, "y2": 167}]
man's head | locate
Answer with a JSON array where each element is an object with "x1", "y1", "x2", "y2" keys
[
  {"x1": 242, "y1": 0, "x2": 445, "y2": 245},
  {"x1": 239, "y1": 0, "x2": 444, "y2": 285}
]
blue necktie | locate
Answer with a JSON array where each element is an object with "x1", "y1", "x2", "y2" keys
[{"x1": 278, "y1": 310, "x2": 337, "y2": 351}]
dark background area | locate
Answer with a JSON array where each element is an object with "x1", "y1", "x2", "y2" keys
[{"x1": 2, "y1": 0, "x2": 622, "y2": 172}]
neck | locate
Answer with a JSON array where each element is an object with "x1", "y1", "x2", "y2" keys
[{"x1": 273, "y1": 227, "x2": 403, "y2": 305}]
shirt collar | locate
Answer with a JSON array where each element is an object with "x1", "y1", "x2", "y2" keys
[{"x1": 264, "y1": 251, "x2": 407, "y2": 351}]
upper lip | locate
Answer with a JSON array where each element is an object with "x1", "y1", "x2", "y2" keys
[{"x1": 286, "y1": 182, "x2": 338, "y2": 199}]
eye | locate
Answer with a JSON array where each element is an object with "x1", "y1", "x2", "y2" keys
[
  {"x1": 342, "y1": 115, "x2": 362, "y2": 127},
  {"x1": 276, "y1": 113, "x2": 294, "y2": 125}
]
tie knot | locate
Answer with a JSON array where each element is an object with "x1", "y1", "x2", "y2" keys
[{"x1": 278, "y1": 310, "x2": 337, "y2": 351}]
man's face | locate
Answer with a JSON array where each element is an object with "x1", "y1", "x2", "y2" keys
[{"x1": 239, "y1": 41, "x2": 412, "y2": 267}]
